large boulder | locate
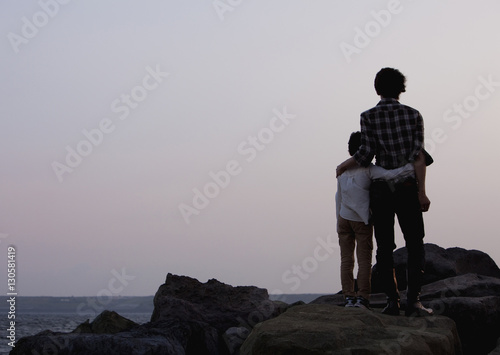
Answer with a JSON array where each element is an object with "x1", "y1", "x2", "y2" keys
[
  {"x1": 151, "y1": 273, "x2": 284, "y2": 332},
  {"x1": 423, "y1": 273, "x2": 500, "y2": 355},
  {"x1": 372, "y1": 243, "x2": 500, "y2": 293},
  {"x1": 240, "y1": 304, "x2": 462, "y2": 355},
  {"x1": 311, "y1": 273, "x2": 500, "y2": 355},
  {"x1": 489, "y1": 338, "x2": 500, "y2": 355},
  {"x1": 11, "y1": 274, "x2": 288, "y2": 355},
  {"x1": 11, "y1": 325, "x2": 187, "y2": 355},
  {"x1": 11, "y1": 268, "x2": 500, "y2": 354}
]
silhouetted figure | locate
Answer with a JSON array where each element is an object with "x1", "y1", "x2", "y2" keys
[
  {"x1": 336, "y1": 131, "x2": 414, "y2": 310},
  {"x1": 336, "y1": 68, "x2": 433, "y2": 317}
]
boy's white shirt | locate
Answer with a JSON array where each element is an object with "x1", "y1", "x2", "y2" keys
[{"x1": 335, "y1": 163, "x2": 415, "y2": 228}]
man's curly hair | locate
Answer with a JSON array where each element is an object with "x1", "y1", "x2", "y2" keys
[{"x1": 374, "y1": 67, "x2": 406, "y2": 99}]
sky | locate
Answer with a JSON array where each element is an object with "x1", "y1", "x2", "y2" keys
[{"x1": 1, "y1": 1, "x2": 499, "y2": 298}]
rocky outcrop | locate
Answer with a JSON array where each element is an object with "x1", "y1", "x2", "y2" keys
[
  {"x1": 151, "y1": 273, "x2": 284, "y2": 332},
  {"x1": 11, "y1": 273, "x2": 289, "y2": 355},
  {"x1": 367, "y1": 243, "x2": 500, "y2": 354},
  {"x1": 240, "y1": 304, "x2": 461, "y2": 355},
  {"x1": 371, "y1": 243, "x2": 500, "y2": 293},
  {"x1": 10, "y1": 244, "x2": 500, "y2": 355},
  {"x1": 490, "y1": 338, "x2": 500, "y2": 355},
  {"x1": 12, "y1": 326, "x2": 187, "y2": 355},
  {"x1": 72, "y1": 310, "x2": 139, "y2": 334},
  {"x1": 311, "y1": 273, "x2": 500, "y2": 355},
  {"x1": 423, "y1": 273, "x2": 500, "y2": 355}
]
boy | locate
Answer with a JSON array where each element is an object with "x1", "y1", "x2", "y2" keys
[{"x1": 336, "y1": 132, "x2": 414, "y2": 309}]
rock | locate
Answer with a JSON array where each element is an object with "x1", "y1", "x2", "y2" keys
[
  {"x1": 371, "y1": 243, "x2": 500, "y2": 293},
  {"x1": 310, "y1": 292, "x2": 388, "y2": 308},
  {"x1": 151, "y1": 273, "x2": 282, "y2": 332},
  {"x1": 11, "y1": 269, "x2": 500, "y2": 355},
  {"x1": 11, "y1": 325, "x2": 187, "y2": 355},
  {"x1": 240, "y1": 304, "x2": 462, "y2": 355},
  {"x1": 434, "y1": 296, "x2": 500, "y2": 355},
  {"x1": 311, "y1": 273, "x2": 500, "y2": 355},
  {"x1": 223, "y1": 327, "x2": 250, "y2": 355},
  {"x1": 489, "y1": 337, "x2": 500, "y2": 355},
  {"x1": 72, "y1": 310, "x2": 138, "y2": 334},
  {"x1": 12, "y1": 274, "x2": 284, "y2": 355},
  {"x1": 422, "y1": 274, "x2": 500, "y2": 355}
]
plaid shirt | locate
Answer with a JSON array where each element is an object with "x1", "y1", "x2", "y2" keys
[{"x1": 353, "y1": 98, "x2": 424, "y2": 169}]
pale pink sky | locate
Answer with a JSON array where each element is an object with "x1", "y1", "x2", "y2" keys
[{"x1": 1, "y1": 1, "x2": 499, "y2": 297}]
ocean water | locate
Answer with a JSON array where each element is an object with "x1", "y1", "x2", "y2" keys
[{"x1": 2, "y1": 312, "x2": 152, "y2": 354}]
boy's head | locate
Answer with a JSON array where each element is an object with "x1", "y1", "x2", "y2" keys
[
  {"x1": 374, "y1": 67, "x2": 406, "y2": 99},
  {"x1": 348, "y1": 131, "x2": 361, "y2": 156}
]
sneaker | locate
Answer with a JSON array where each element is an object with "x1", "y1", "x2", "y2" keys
[
  {"x1": 382, "y1": 299, "x2": 400, "y2": 316},
  {"x1": 405, "y1": 301, "x2": 433, "y2": 317},
  {"x1": 354, "y1": 296, "x2": 371, "y2": 310},
  {"x1": 344, "y1": 296, "x2": 356, "y2": 308}
]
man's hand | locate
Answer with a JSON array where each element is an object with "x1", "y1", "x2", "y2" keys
[
  {"x1": 336, "y1": 164, "x2": 345, "y2": 177},
  {"x1": 419, "y1": 192, "x2": 431, "y2": 212},
  {"x1": 336, "y1": 157, "x2": 357, "y2": 177}
]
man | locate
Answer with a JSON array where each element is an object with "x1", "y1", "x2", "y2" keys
[{"x1": 336, "y1": 68, "x2": 433, "y2": 317}]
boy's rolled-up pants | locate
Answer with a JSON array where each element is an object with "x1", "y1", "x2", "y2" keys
[{"x1": 338, "y1": 216, "x2": 373, "y2": 300}]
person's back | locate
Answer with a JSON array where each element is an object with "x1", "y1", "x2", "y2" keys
[
  {"x1": 336, "y1": 67, "x2": 433, "y2": 317},
  {"x1": 336, "y1": 132, "x2": 373, "y2": 309},
  {"x1": 353, "y1": 71, "x2": 423, "y2": 169}
]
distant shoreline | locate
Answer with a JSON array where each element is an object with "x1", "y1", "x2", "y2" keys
[
  {"x1": 0, "y1": 296, "x2": 155, "y2": 314},
  {"x1": 0, "y1": 294, "x2": 328, "y2": 314}
]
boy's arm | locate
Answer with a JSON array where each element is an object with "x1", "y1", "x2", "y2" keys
[{"x1": 414, "y1": 151, "x2": 430, "y2": 212}]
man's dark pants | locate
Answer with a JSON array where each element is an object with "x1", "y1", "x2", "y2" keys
[{"x1": 370, "y1": 178, "x2": 425, "y2": 302}]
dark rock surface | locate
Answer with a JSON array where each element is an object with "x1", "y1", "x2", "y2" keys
[
  {"x1": 10, "y1": 245, "x2": 500, "y2": 355},
  {"x1": 311, "y1": 273, "x2": 500, "y2": 355},
  {"x1": 371, "y1": 243, "x2": 500, "y2": 293},
  {"x1": 11, "y1": 273, "x2": 288, "y2": 355},
  {"x1": 12, "y1": 326, "x2": 186, "y2": 355},
  {"x1": 72, "y1": 310, "x2": 139, "y2": 334},
  {"x1": 423, "y1": 274, "x2": 500, "y2": 355},
  {"x1": 151, "y1": 273, "x2": 283, "y2": 332},
  {"x1": 240, "y1": 304, "x2": 461, "y2": 355},
  {"x1": 490, "y1": 337, "x2": 500, "y2": 355}
]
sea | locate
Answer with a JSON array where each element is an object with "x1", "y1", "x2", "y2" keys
[
  {"x1": 1, "y1": 312, "x2": 152, "y2": 355},
  {"x1": 0, "y1": 294, "x2": 324, "y2": 354}
]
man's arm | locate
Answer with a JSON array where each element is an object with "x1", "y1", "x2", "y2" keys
[
  {"x1": 335, "y1": 180, "x2": 342, "y2": 232},
  {"x1": 336, "y1": 157, "x2": 358, "y2": 177},
  {"x1": 352, "y1": 114, "x2": 376, "y2": 168},
  {"x1": 414, "y1": 151, "x2": 430, "y2": 212}
]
